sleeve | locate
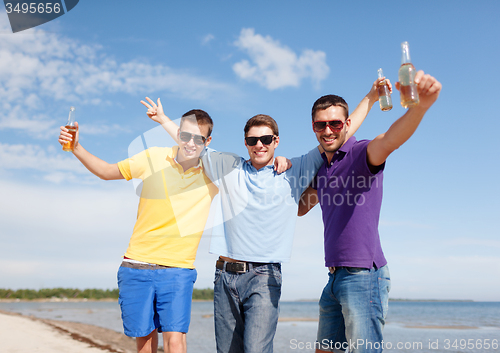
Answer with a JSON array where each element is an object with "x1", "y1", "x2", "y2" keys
[
  {"x1": 201, "y1": 147, "x2": 243, "y2": 186},
  {"x1": 288, "y1": 147, "x2": 324, "y2": 195},
  {"x1": 356, "y1": 140, "x2": 385, "y2": 177},
  {"x1": 117, "y1": 148, "x2": 155, "y2": 181}
]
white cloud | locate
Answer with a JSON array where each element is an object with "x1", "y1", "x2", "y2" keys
[
  {"x1": 0, "y1": 16, "x2": 235, "y2": 139},
  {"x1": 0, "y1": 142, "x2": 87, "y2": 174},
  {"x1": 232, "y1": 28, "x2": 330, "y2": 90},
  {"x1": 201, "y1": 33, "x2": 215, "y2": 45}
]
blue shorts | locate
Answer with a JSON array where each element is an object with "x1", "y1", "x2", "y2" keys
[{"x1": 117, "y1": 262, "x2": 197, "y2": 337}]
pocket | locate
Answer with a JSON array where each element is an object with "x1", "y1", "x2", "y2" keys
[
  {"x1": 254, "y1": 264, "x2": 282, "y2": 285},
  {"x1": 377, "y1": 266, "x2": 391, "y2": 318},
  {"x1": 213, "y1": 269, "x2": 222, "y2": 284},
  {"x1": 345, "y1": 267, "x2": 369, "y2": 275}
]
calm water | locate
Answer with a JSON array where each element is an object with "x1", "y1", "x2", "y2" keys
[{"x1": 1, "y1": 301, "x2": 499, "y2": 352}]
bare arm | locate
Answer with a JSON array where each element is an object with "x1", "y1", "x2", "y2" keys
[
  {"x1": 367, "y1": 71, "x2": 441, "y2": 167},
  {"x1": 298, "y1": 186, "x2": 319, "y2": 216},
  {"x1": 58, "y1": 122, "x2": 124, "y2": 180},
  {"x1": 347, "y1": 77, "x2": 392, "y2": 139},
  {"x1": 141, "y1": 97, "x2": 179, "y2": 143}
]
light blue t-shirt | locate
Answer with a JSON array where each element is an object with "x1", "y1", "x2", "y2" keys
[{"x1": 201, "y1": 147, "x2": 323, "y2": 263}]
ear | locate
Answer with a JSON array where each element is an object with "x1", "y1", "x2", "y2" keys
[
  {"x1": 345, "y1": 118, "x2": 351, "y2": 133},
  {"x1": 205, "y1": 136, "x2": 212, "y2": 147},
  {"x1": 274, "y1": 136, "x2": 280, "y2": 148},
  {"x1": 176, "y1": 128, "x2": 181, "y2": 140}
]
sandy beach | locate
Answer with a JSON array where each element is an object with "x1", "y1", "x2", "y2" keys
[{"x1": 0, "y1": 310, "x2": 138, "y2": 353}]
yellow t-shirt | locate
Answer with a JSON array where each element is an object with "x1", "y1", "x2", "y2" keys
[{"x1": 117, "y1": 146, "x2": 218, "y2": 268}]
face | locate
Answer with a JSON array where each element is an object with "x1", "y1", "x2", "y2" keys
[
  {"x1": 176, "y1": 120, "x2": 211, "y2": 162},
  {"x1": 313, "y1": 105, "x2": 350, "y2": 155},
  {"x1": 245, "y1": 125, "x2": 279, "y2": 170}
]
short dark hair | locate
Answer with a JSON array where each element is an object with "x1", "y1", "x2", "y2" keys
[
  {"x1": 311, "y1": 95, "x2": 349, "y2": 121},
  {"x1": 244, "y1": 114, "x2": 279, "y2": 137},
  {"x1": 181, "y1": 109, "x2": 213, "y2": 137}
]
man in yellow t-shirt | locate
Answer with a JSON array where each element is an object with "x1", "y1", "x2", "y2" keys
[{"x1": 58, "y1": 109, "x2": 217, "y2": 353}]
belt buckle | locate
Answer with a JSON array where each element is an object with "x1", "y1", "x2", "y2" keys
[{"x1": 231, "y1": 261, "x2": 247, "y2": 274}]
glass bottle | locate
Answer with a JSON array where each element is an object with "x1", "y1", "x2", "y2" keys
[
  {"x1": 398, "y1": 41, "x2": 419, "y2": 108},
  {"x1": 62, "y1": 106, "x2": 77, "y2": 152},
  {"x1": 377, "y1": 68, "x2": 392, "y2": 111}
]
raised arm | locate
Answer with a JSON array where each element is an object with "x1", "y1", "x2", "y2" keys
[
  {"x1": 367, "y1": 71, "x2": 441, "y2": 167},
  {"x1": 347, "y1": 77, "x2": 392, "y2": 139},
  {"x1": 58, "y1": 122, "x2": 123, "y2": 180},
  {"x1": 141, "y1": 97, "x2": 179, "y2": 143},
  {"x1": 298, "y1": 186, "x2": 319, "y2": 216}
]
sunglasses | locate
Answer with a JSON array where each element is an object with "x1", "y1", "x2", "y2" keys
[
  {"x1": 312, "y1": 120, "x2": 345, "y2": 132},
  {"x1": 179, "y1": 131, "x2": 207, "y2": 146},
  {"x1": 245, "y1": 135, "x2": 276, "y2": 146}
]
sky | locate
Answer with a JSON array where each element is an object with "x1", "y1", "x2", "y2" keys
[{"x1": 0, "y1": 0, "x2": 499, "y2": 302}]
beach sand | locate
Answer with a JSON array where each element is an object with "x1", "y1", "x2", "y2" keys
[{"x1": 0, "y1": 310, "x2": 139, "y2": 353}]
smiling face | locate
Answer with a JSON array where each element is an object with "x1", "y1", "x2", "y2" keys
[
  {"x1": 245, "y1": 125, "x2": 279, "y2": 170},
  {"x1": 176, "y1": 119, "x2": 211, "y2": 165},
  {"x1": 313, "y1": 105, "x2": 350, "y2": 157}
]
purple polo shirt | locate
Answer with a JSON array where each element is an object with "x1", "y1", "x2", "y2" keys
[{"x1": 313, "y1": 137, "x2": 387, "y2": 269}]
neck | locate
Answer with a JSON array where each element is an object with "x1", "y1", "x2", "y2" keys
[
  {"x1": 176, "y1": 154, "x2": 198, "y2": 172},
  {"x1": 250, "y1": 158, "x2": 274, "y2": 171}
]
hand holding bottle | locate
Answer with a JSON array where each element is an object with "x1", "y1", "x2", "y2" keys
[
  {"x1": 59, "y1": 121, "x2": 79, "y2": 151},
  {"x1": 60, "y1": 106, "x2": 78, "y2": 152},
  {"x1": 396, "y1": 70, "x2": 441, "y2": 110},
  {"x1": 377, "y1": 68, "x2": 393, "y2": 111}
]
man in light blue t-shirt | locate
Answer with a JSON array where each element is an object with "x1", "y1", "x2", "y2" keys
[{"x1": 143, "y1": 80, "x2": 381, "y2": 353}]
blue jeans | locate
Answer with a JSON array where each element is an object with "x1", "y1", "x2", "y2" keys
[
  {"x1": 213, "y1": 263, "x2": 282, "y2": 353},
  {"x1": 316, "y1": 266, "x2": 391, "y2": 353}
]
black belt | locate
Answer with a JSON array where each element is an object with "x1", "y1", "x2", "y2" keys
[
  {"x1": 121, "y1": 261, "x2": 173, "y2": 270},
  {"x1": 216, "y1": 259, "x2": 272, "y2": 274}
]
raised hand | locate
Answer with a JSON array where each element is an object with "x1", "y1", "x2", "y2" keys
[
  {"x1": 396, "y1": 71, "x2": 441, "y2": 110},
  {"x1": 140, "y1": 97, "x2": 169, "y2": 124}
]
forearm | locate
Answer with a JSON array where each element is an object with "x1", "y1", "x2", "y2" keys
[
  {"x1": 383, "y1": 105, "x2": 429, "y2": 150},
  {"x1": 158, "y1": 116, "x2": 180, "y2": 143},
  {"x1": 347, "y1": 93, "x2": 377, "y2": 138},
  {"x1": 298, "y1": 186, "x2": 319, "y2": 216},
  {"x1": 72, "y1": 144, "x2": 123, "y2": 180}
]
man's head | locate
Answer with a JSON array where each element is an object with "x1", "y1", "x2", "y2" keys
[
  {"x1": 176, "y1": 109, "x2": 213, "y2": 163},
  {"x1": 311, "y1": 95, "x2": 350, "y2": 154},
  {"x1": 244, "y1": 114, "x2": 280, "y2": 170}
]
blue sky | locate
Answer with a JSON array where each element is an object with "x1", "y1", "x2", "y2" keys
[{"x1": 0, "y1": 1, "x2": 499, "y2": 301}]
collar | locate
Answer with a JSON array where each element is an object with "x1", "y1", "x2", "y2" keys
[
  {"x1": 244, "y1": 158, "x2": 275, "y2": 172},
  {"x1": 167, "y1": 146, "x2": 203, "y2": 171},
  {"x1": 339, "y1": 136, "x2": 357, "y2": 153},
  {"x1": 320, "y1": 136, "x2": 357, "y2": 164}
]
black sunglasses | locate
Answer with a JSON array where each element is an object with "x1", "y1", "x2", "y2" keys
[
  {"x1": 312, "y1": 120, "x2": 345, "y2": 132},
  {"x1": 179, "y1": 131, "x2": 207, "y2": 146},
  {"x1": 245, "y1": 135, "x2": 276, "y2": 146}
]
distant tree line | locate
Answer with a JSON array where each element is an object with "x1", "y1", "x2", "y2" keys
[{"x1": 0, "y1": 288, "x2": 214, "y2": 300}]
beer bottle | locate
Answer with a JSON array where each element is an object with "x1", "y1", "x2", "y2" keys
[
  {"x1": 62, "y1": 107, "x2": 77, "y2": 152},
  {"x1": 398, "y1": 41, "x2": 419, "y2": 108},
  {"x1": 377, "y1": 68, "x2": 392, "y2": 111}
]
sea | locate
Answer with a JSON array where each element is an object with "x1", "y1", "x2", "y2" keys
[{"x1": 1, "y1": 300, "x2": 499, "y2": 353}]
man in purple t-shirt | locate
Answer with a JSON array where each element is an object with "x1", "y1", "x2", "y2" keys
[{"x1": 299, "y1": 70, "x2": 441, "y2": 353}]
